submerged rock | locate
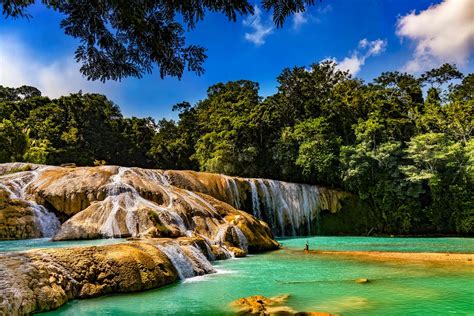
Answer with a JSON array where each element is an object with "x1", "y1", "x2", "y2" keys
[
  {"x1": 230, "y1": 294, "x2": 337, "y2": 315},
  {"x1": 355, "y1": 278, "x2": 369, "y2": 284}
]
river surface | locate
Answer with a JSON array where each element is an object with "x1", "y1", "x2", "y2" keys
[{"x1": 1, "y1": 236, "x2": 473, "y2": 315}]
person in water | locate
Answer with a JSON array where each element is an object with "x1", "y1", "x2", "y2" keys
[{"x1": 304, "y1": 240, "x2": 309, "y2": 252}]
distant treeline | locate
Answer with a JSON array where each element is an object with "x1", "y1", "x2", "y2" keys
[{"x1": 1, "y1": 61, "x2": 472, "y2": 234}]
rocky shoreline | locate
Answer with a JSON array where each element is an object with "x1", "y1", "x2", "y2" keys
[
  {"x1": 0, "y1": 236, "x2": 279, "y2": 315},
  {"x1": 0, "y1": 163, "x2": 281, "y2": 315}
]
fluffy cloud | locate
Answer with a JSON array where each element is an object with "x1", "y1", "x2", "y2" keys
[
  {"x1": 292, "y1": 12, "x2": 308, "y2": 30},
  {"x1": 0, "y1": 34, "x2": 117, "y2": 98},
  {"x1": 396, "y1": 0, "x2": 474, "y2": 73},
  {"x1": 243, "y1": 5, "x2": 273, "y2": 46},
  {"x1": 330, "y1": 39, "x2": 387, "y2": 75}
]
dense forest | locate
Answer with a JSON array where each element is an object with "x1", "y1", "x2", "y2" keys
[{"x1": 1, "y1": 61, "x2": 472, "y2": 234}]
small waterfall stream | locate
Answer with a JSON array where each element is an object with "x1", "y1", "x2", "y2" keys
[
  {"x1": 158, "y1": 243, "x2": 196, "y2": 279},
  {"x1": 158, "y1": 242, "x2": 215, "y2": 279},
  {"x1": 0, "y1": 169, "x2": 61, "y2": 237}
]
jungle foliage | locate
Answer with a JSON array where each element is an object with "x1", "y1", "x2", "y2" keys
[{"x1": 1, "y1": 62, "x2": 472, "y2": 234}]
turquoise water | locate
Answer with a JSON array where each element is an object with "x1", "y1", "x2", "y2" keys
[
  {"x1": 30, "y1": 236, "x2": 473, "y2": 315},
  {"x1": 280, "y1": 236, "x2": 474, "y2": 253},
  {"x1": 0, "y1": 238, "x2": 126, "y2": 252}
]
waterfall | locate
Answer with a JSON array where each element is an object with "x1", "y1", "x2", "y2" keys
[
  {"x1": 232, "y1": 225, "x2": 248, "y2": 252},
  {"x1": 217, "y1": 177, "x2": 325, "y2": 237},
  {"x1": 157, "y1": 242, "x2": 215, "y2": 279},
  {"x1": 182, "y1": 245, "x2": 216, "y2": 274},
  {"x1": 157, "y1": 243, "x2": 196, "y2": 279},
  {"x1": 0, "y1": 169, "x2": 61, "y2": 237},
  {"x1": 213, "y1": 224, "x2": 248, "y2": 256},
  {"x1": 224, "y1": 177, "x2": 241, "y2": 210},
  {"x1": 248, "y1": 180, "x2": 261, "y2": 219}
]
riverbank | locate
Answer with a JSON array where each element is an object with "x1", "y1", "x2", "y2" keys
[{"x1": 304, "y1": 249, "x2": 474, "y2": 265}]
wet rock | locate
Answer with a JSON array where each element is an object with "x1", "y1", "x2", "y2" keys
[
  {"x1": 0, "y1": 191, "x2": 42, "y2": 240},
  {"x1": 228, "y1": 246, "x2": 246, "y2": 257},
  {"x1": 230, "y1": 295, "x2": 337, "y2": 315},
  {"x1": 0, "y1": 242, "x2": 178, "y2": 315}
]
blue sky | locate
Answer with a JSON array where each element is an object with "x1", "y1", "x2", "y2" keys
[{"x1": 1, "y1": 0, "x2": 473, "y2": 120}]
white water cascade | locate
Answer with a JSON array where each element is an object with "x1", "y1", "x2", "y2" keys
[
  {"x1": 224, "y1": 177, "x2": 241, "y2": 210},
  {"x1": 0, "y1": 169, "x2": 61, "y2": 237},
  {"x1": 232, "y1": 225, "x2": 248, "y2": 252},
  {"x1": 158, "y1": 243, "x2": 196, "y2": 279},
  {"x1": 213, "y1": 223, "x2": 248, "y2": 256},
  {"x1": 248, "y1": 181, "x2": 261, "y2": 219},
  {"x1": 221, "y1": 178, "x2": 324, "y2": 236},
  {"x1": 100, "y1": 167, "x2": 190, "y2": 238},
  {"x1": 182, "y1": 245, "x2": 216, "y2": 274},
  {"x1": 157, "y1": 242, "x2": 215, "y2": 279}
]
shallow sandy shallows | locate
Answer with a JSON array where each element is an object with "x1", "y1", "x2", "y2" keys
[{"x1": 313, "y1": 250, "x2": 474, "y2": 266}]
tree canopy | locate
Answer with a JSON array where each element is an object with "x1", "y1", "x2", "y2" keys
[{"x1": 2, "y1": 0, "x2": 318, "y2": 81}]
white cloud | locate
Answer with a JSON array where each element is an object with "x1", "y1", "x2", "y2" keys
[
  {"x1": 329, "y1": 39, "x2": 387, "y2": 75},
  {"x1": 0, "y1": 34, "x2": 117, "y2": 98},
  {"x1": 243, "y1": 5, "x2": 273, "y2": 46},
  {"x1": 292, "y1": 11, "x2": 308, "y2": 30},
  {"x1": 317, "y1": 4, "x2": 333, "y2": 14},
  {"x1": 292, "y1": 4, "x2": 332, "y2": 30},
  {"x1": 396, "y1": 0, "x2": 474, "y2": 73}
]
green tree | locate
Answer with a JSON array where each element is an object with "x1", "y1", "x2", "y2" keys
[
  {"x1": 340, "y1": 141, "x2": 424, "y2": 233},
  {"x1": 193, "y1": 80, "x2": 262, "y2": 175},
  {"x1": 287, "y1": 117, "x2": 342, "y2": 185},
  {"x1": 0, "y1": 119, "x2": 27, "y2": 162},
  {"x1": 401, "y1": 133, "x2": 469, "y2": 232}
]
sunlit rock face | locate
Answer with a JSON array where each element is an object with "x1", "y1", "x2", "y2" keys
[
  {"x1": 0, "y1": 189, "x2": 42, "y2": 239},
  {"x1": 0, "y1": 167, "x2": 61, "y2": 239},
  {"x1": 0, "y1": 238, "x2": 215, "y2": 315},
  {"x1": 0, "y1": 163, "x2": 278, "y2": 254}
]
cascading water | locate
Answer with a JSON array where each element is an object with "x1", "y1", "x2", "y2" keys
[
  {"x1": 224, "y1": 177, "x2": 241, "y2": 210},
  {"x1": 157, "y1": 241, "x2": 215, "y2": 279},
  {"x1": 100, "y1": 167, "x2": 190, "y2": 238},
  {"x1": 248, "y1": 181, "x2": 261, "y2": 219},
  {"x1": 213, "y1": 224, "x2": 248, "y2": 256},
  {"x1": 218, "y1": 177, "x2": 324, "y2": 236},
  {"x1": 232, "y1": 225, "x2": 248, "y2": 252},
  {"x1": 182, "y1": 245, "x2": 216, "y2": 274},
  {"x1": 0, "y1": 169, "x2": 60, "y2": 237},
  {"x1": 157, "y1": 243, "x2": 196, "y2": 279}
]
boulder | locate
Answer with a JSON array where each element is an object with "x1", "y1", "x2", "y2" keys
[
  {"x1": 355, "y1": 278, "x2": 369, "y2": 284},
  {"x1": 0, "y1": 241, "x2": 179, "y2": 315},
  {"x1": 230, "y1": 295, "x2": 338, "y2": 316}
]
